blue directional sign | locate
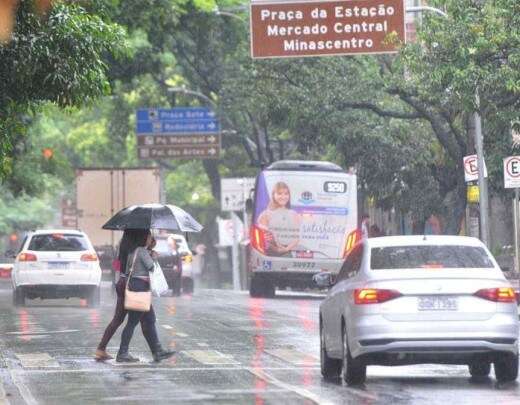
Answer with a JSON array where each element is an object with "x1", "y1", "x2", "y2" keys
[
  {"x1": 137, "y1": 107, "x2": 216, "y2": 122},
  {"x1": 136, "y1": 106, "x2": 221, "y2": 160},
  {"x1": 136, "y1": 120, "x2": 220, "y2": 134}
]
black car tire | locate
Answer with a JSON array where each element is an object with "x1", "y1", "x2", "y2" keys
[
  {"x1": 87, "y1": 286, "x2": 101, "y2": 308},
  {"x1": 171, "y1": 273, "x2": 182, "y2": 296},
  {"x1": 320, "y1": 318, "x2": 342, "y2": 379},
  {"x1": 13, "y1": 287, "x2": 25, "y2": 307},
  {"x1": 342, "y1": 324, "x2": 366, "y2": 385},
  {"x1": 182, "y1": 277, "x2": 194, "y2": 294},
  {"x1": 469, "y1": 362, "x2": 491, "y2": 377},
  {"x1": 494, "y1": 352, "x2": 519, "y2": 382},
  {"x1": 249, "y1": 275, "x2": 275, "y2": 298}
]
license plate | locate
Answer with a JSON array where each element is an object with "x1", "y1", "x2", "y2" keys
[
  {"x1": 48, "y1": 262, "x2": 69, "y2": 270},
  {"x1": 418, "y1": 296, "x2": 458, "y2": 311}
]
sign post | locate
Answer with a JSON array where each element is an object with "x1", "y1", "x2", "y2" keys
[
  {"x1": 250, "y1": 0, "x2": 406, "y2": 59},
  {"x1": 136, "y1": 108, "x2": 221, "y2": 160},
  {"x1": 504, "y1": 156, "x2": 520, "y2": 273},
  {"x1": 221, "y1": 177, "x2": 256, "y2": 290}
]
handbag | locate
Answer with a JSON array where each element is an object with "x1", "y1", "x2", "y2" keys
[
  {"x1": 124, "y1": 248, "x2": 152, "y2": 312},
  {"x1": 150, "y1": 261, "x2": 169, "y2": 297}
]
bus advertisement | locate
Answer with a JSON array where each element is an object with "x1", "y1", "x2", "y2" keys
[{"x1": 249, "y1": 160, "x2": 358, "y2": 297}]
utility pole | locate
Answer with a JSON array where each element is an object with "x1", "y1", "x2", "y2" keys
[{"x1": 473, "y1": 93, "x2": 490, "y2": 246}]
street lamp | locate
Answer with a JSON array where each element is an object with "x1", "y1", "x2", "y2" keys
[
  {"x1": 405, "y1": 5, "x2": 489, "y2": 246},
  {"x1": 213, "y1": 6, "x2": 247, "y2": 21},
  {"x1": 166, "y1": 86, "x2": 216, "y2": 107}
]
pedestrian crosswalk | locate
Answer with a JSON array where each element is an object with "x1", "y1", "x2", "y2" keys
[{"x1": 6, "y1": 347, "x2": 320, "y2": 370}]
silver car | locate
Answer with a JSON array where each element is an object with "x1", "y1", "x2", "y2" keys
[{"x1": 316, "y1": 235, "x2": 519, "y2": 385}]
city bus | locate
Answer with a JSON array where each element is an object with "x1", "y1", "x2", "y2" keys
[{"x1": 248, "y1": 160, "x2": 358, "y2": 297}]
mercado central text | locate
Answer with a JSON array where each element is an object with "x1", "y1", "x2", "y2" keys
[{"x1": 260, "y1": 4, "x2": 397, "y2": 51}]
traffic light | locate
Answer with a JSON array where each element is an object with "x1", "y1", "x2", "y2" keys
[{"x1": 42, "y1": 147, "x2": 54, "y2": 160}]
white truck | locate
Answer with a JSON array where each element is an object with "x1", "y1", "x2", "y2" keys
[{"x1": 75, "y1": 168, "x2": 161, "y2": 269}]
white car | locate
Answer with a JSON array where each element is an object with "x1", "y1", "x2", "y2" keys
[
  {"x1": 11, "y1": 230, "x2": 102, "y2": 307},
  {"x1": 316, "y1": 235, "x2": 519, "y2": 385},
  {"x1": 154, "y1": 234, "x2": 195, "y2": 294}
]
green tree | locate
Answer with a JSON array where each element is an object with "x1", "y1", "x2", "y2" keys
[{"x1": 0, "y1": 0, "x2": 126, "y2": 184}]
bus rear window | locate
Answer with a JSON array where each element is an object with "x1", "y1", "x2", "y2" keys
[
  {"x1": 370, "y1": 245, "x2": 494, "y2": 270},
  {"x1": 28, "y1": 234, "x2": 89, "y2": 252}
]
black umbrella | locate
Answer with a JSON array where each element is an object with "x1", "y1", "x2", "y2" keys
[{"x1": 102, "y1": 204, "x2": 203, "y2": 232}]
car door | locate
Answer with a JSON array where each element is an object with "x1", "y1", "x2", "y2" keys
[{"x1": 325, "y1": 243, "x2": 364, "y2": 356}]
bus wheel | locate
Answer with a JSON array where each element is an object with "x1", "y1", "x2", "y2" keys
[{"x1": 250, "y1": 275, "x2": 275, "y2": 298}]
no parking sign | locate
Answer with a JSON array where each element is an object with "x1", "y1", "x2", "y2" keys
[{"x1": 504, "y1": 156, "x2": 520, "y2": 188}]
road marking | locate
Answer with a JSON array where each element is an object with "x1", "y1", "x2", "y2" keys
[
  {"x1": 161, "y1": 324, "x2": 173, "y2": 330},
  {"x1": 15, "y1": 353, "x2": 59, "y2": 368},
  {"x1": 264, "y1": 349, "x2": 319, "y2": 366},
  {"x1": 10, "y1": 366, "x2": 320, "y2": 374},
  {"x1": 247, "y1": 367, "x2": 333, "y2": 405},
  {"x1": 5, "y1": 329, "x2": 79, "y2": 336},
  {"x1": 7, "y1": 370, "x2": 37, "y2": 405},
  {"x1": 0, "y1": 380, "x2": 9, "y2": 405},
  {"x1": 182, "y1": 350, "x2": 239, "y2": 365},
  {"x1": 196, "y1": 342, "x2": 209, "y2": 347},
  {"x1": 175, "y1": 332, "x2": 188, "y2": 337}
]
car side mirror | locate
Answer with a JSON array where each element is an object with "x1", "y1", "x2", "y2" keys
[
  {"x1": 313, "y1": 272, "x2": 335, "y2": 288},
  {"x1": 501, "y1": 266, "x2": 511, "y2": 273},
  {"x1": 245, "y1": 198, "x2": 253, "y2": 213}
]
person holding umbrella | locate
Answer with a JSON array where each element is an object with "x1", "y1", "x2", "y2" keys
[
  {"x1": 95, "y1": 229, "x2": 174, "y2": 362},
  {"x1": 116, "y1": 230, "x2": 175, "y2": 362},
  {"x1": 98, "y1": 203, "x2": 203, "y2": 362}
]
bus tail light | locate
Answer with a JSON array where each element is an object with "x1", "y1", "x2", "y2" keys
[
  {"x1": 474, "y1": 287, "x2": 516, "y2": 303},
  {"x1": 354, "y1": 288, "x2": 402, "y2": 304},
  {"x1": 250, "y1": 225, "x2": 267, "y2": 254},
  {"x1": 17, "y1": 252, "x2": 37, "y2": 262},
  {"x1": 80, "y1": 253, "x2": 98, "y2": 262},
  {"x1": 342, "y1": 229, "x2": 361, "y2": 258}
]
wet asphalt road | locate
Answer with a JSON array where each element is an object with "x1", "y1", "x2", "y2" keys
[{"x1": 0, "y1": 281, "x2": 519, "y2": 405}]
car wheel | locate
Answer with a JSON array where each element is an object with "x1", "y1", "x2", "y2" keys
[
  {"x1": 13, "y1": 287, "x2": 25, "y2": 307},
  {"x1": 87, "y1": 287, "x2": 101, "y2": 308},
  {"x1": 341, "y1": 323, "x2": 366, "y2": 385},
  {"x1": 320, "y1": 318, "x2": 342, "y2": 379},
  {"x1": 182, "y1": 277, "x2": 194, "y2": 294},
  {"x1": 249, "y1": 275, "x2": 275, "y2": 298},
  {"x1": 469, "y1": 361, "x2": 491, "y2": 377},
  {"x1": 494, "y1": 352, "x2": 519, "y2": 382}
]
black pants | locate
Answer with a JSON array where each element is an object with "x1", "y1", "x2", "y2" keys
[
  {"x1": 97, "y1": 278, "x2": 157, "y2": 351},
  {"x1": 119, "y1": 278, "x2": 160, "y2": 354}
]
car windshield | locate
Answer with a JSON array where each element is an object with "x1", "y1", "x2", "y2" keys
[
  {"x1": 154, "y1": 237, "x2": 190, "y2": 254},
  {"x1": 370, "y1": 245, "x2": 494, "y2": 270},
  {"x1": 28, "y1": 234, "x2": 89, "y2": 252},
  {"x1": 154, "y1": 238, "x2": 171, "y2": 254}
]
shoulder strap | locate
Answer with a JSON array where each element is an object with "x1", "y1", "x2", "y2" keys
[{"x1": 125, "y1": 248, "x2": 140, "y2": 289}]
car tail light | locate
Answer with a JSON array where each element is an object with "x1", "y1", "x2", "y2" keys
[
  {"x1": 0, "y1": 267, "x2": 12, "y2": 278},
  {"x1": 250, "y1": 225, "x2": 267, "y2": 254},
  {"x1": 474, "y1": 287, "x2": 517, "y2": 303},
  {"x1": 81, "y1": 253, "x2": 98, "y2": 262},
  {"x1": 18, "y1": 252, "x2": 37, "y2": 262},
  {"x1": 343, "y1": 229, "x2": 361, "y2": 258},
  {"x1": 182, "y1": 254, "x2": 193, "y2": 264},
  {"x1": 354, "y1": 288, "x2": 402, "y2": 304}
]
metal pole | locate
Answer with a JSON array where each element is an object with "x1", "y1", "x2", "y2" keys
[
  {"x1": 473, "y1": 92, "x2": 490, "y2": 246},
  {"x1": 514, "y1": 188, "x2": 519, "y2": 273},
  {"x1": 159, "y1": 165, "x2": 166, "y2": 204},
  {"x1": 231, "y1": 211, "x2": 241, "y2": 290}
]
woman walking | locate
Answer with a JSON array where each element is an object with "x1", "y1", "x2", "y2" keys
[
  {"x1": 94, "y1": 229, "x2": 174, "y2": 363},
  {"x1": 116, "y1": 230, "x2": 175, "y2": 362}
]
